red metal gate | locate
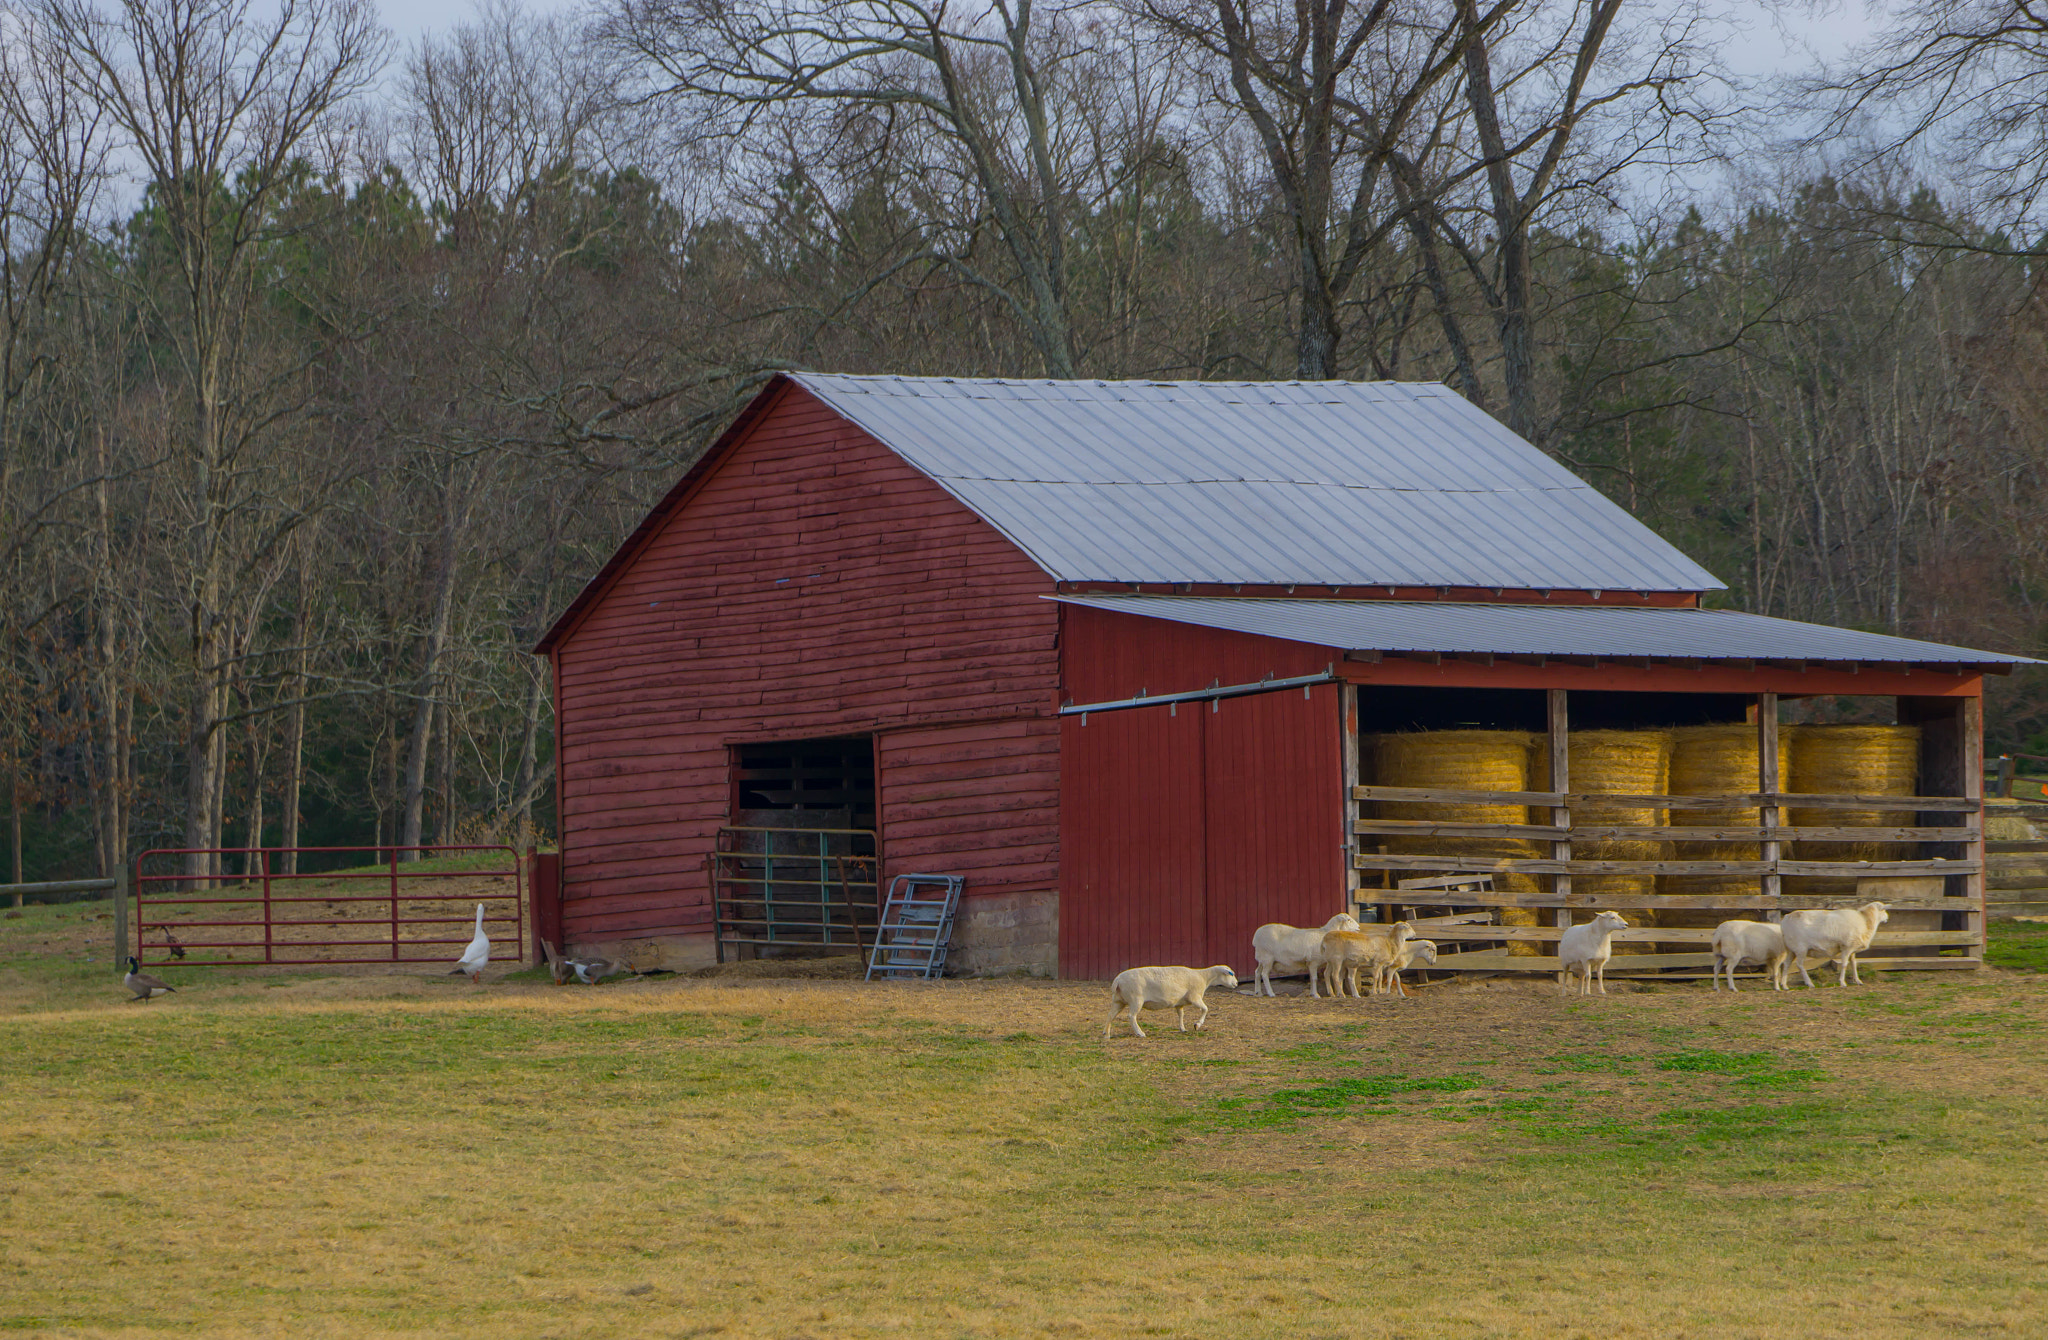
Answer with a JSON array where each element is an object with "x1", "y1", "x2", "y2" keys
[{"x1": 133, "y1": 846, "x2": 524, "y2": 969}]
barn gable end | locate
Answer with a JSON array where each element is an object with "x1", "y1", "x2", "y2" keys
[{"x1": 548, "y1": 382, "x2": 1061, "y2": 963}]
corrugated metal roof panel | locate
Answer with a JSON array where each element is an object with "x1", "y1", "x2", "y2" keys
[
  {"x1": 790, "y1": 373, "x2": 1725, "y2": 591},
  {"x1": 1050, "y1": 595, "x2": 2043, "y2": 666}
]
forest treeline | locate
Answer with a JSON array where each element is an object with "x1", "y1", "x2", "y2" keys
[{"x1": 1, "y1": 0, "x2": 2044, "y2": 881}]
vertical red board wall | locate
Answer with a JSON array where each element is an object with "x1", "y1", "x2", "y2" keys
[
  {"x1": 1059, "y1": 683, "x2": 1347, "y2": 979},
  {"x1": 1058, "y1": 704, "x2": 1206, "y2": 981},
  {"x1": 1202, "y1": 683, "x2": 1346, "y2": 972}
]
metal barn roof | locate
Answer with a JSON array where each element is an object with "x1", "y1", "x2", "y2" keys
[
  {"x1": 789, "y1": 374, "x2": 1726, "y2": 593},
  {"x1": 1051, "y1": 595, "x2": 2042, "y2": 667}
]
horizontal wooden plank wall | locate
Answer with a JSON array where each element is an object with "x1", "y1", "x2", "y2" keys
[
  {"x1": 552, "y1": 382, "x2": 1061, "y2": 944},
  {"x1": 876, "y1": 719, "x2": 1059, "y2": 896}
]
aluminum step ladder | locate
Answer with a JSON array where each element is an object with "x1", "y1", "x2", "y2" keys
[{"x1": 865, "y1": 874, "x2": 964, "y2": 980}]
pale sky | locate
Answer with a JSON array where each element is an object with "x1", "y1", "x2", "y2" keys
[{"x1": 375, "y1": 0, "x2": 1880, "y2": 78}]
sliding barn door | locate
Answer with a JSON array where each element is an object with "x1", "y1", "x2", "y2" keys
[{"x1": 1059, "y1": 684, "x2": 1346, "y2": 979}]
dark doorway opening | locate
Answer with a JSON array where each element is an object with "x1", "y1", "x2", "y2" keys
[
  {"x1": 718, "y1": 737, "x2": 879, "y2": 962},
  {"x1": 732, "y1": 736, "x2": 877, "y2": 830}
]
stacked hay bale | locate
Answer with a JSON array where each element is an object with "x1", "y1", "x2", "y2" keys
[
  {"x1": 1657, "y1": 724, "x2": 1791, "y2": 944},
  {"x1": 1371, "y1": 731, "x2": 1544, "y2": 956},
  {"x1": 1545, "y1": 731, "x2": 1671, "y2": 953},
  {"x1": 1786, "y1": 725, "x2": 1921, "y2": 897}
]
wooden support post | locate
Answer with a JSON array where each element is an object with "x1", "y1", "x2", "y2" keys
[
  {"x1": 1341, "y1": 682, "x2": 1362, "y2": 915},
  {"x1": 112, "y1": 865, "x2": 128, "y2": 971},
  {"x1": 1964, "y1": 696, "x2": 1985, "y2": 960},
  {"x1": 1996, "y1": 754, "x2": 2014, "y2": 799},
  {"x1": 1759, "y1": 692, "x2": 1781, "y2": 917},
  {"x1": 1548, "y1": 689, "x2": 1571, "y2": 934}
]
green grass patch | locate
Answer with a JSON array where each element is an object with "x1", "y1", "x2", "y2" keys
[{"x1": 1986, "y1": 918, "x2": 2048, "y2": 972}]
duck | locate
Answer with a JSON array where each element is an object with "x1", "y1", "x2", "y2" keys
[
  {"x1": 450, "y1": 904, "x2": 489, "y2": 983},
  {"x1": 124, "y1": 956, "x2": 176, "y2": 1003}
]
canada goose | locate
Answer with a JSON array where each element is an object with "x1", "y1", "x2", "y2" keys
[
  {"x1": 164, "y1": 931, "x2": 186, "y2": 960},
  {"x1": 124, "y1": 957, "x2": 176, "y2": 1003},
  {"x1": 450, "y1": 904, "x2": 489, "y2": 983},
  {"x1": 541, "y1": 938, "x2": 572, "y2": 986},
  {"x1": 568, "y1": 956, "x2": 627, "y2": 985}
]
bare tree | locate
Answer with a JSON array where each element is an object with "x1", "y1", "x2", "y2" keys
[
  {"x1": 41, "y1": 0, "x2": 388, "y2": 878},
  {"x1": 1804, "y1": 0, "x2": 2048, "y2": 238},
  {"x1": 606, "y1": 0, "x2": 1165, "y2": 377}
]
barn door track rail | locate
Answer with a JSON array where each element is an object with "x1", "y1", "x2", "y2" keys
[{"x1": 1061, "y1": 668, "x2": 1336, "y2": 718}]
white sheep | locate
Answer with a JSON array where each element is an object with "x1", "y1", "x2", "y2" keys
[
  {"x1": 1104, "y1": 965, "x2": 1239, "y2": 1038},
  {"x1": 1251, "y1": 913, "x2": 1360, "y2": 996},
  {"x1": 1377, "y1": 937, "x2": 1438, "y2": 998},
  {"x1": 1315, "y1": 922, "x2": 1412, "y2": 999},
  {"x1": 1557, "y1": 910, "x2": 1629, "y2": 997},
  {"x1": 1709, "y1": 919, "x2": 1790, "y2": 992},
  {"x1": 1780, "y1": 901, "x2": 1890, "y2": 988}
]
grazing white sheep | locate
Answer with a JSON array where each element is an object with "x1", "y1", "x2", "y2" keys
[
  {"x1": 1557, "y1": 911, "x2": 1629, "y2": 997},
  {"x1": 1378, "y1": 938, "x2": 1438, "y2": 998},
  {"x1": 1781, "y1": 901, "x2": 1890, "y2": 988},
  {"x1": 1709, "y1": 919, "x2": 1790, "y2": 992},
  {"x1": 1104, "y1": 965, "x2": 1239, "y2": 1038},
  {"x1": 1251, "y1": 913, "x2": 1360, "y2": 996},
  {"x1": 1315, "y1": 922, "x2": 1412, "y2": 999}
]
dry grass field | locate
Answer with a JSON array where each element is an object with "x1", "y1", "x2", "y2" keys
[{"x1": 2, "y1": 898, "x2": 2046, "y2": 1338}]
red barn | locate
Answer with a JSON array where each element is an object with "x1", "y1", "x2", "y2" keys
[{"x1": 534, "y1": 374, "x2": 2034, "y2": 978}]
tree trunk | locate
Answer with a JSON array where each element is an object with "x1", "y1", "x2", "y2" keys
[
  {"x1": 509, "y1": 661, "x2": 547, "y2": 855},
  {"x1": 9, "y1": 770, "x2": 20, "y2": 896},
  {"x1": 244, "y1": 685, "x2": 265, "y2": 878},
  {"x1": 280, "y1": 557, "x2": 309, "y2": 875},
  {"x1": 401, "y1": 530, "x2": 460, "y2": 860},
  {"x1": 436, "y1": 682, "x2": 456, "y2": 846},
  {"x1": 1458, "y1": 17, "x2": 1537, "y2": 441}
]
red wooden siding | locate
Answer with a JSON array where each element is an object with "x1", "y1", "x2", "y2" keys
[
  {"x1": 1058, "y1": 684, "x2": 1347, "y2": 980},
  {"x1": 1059, "y1": 703, "x2": 1208, "y2": 980},
  {"x1": 550, "y1": 382, "x2": 1060, "y2": 943},
  {"x1": 875, "y1": 719, "x2": 1060, "y2": 896},
  {"x1": 1202, "y1": 683, "x2": 1347, "y2": 967},
  {"x1": 1061, "y1": 601, "x2": 1342, "y2": 706}
]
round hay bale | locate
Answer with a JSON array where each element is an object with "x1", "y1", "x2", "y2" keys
[
  {"x1": 1662, "y1": 724, "x2": 1785, "y2": 924},
  {"x1": 1786, "y1": 724, "x2": 1921, "y2": 896},
  {"x1": 1544, "y1": 730, "x2": 1672, "y2": 832},
  {"x1": 1372, "y1": 731, "x2": 1537, "y2": 824},
  {"x1": 1369, "y1": 732, "x2": 1544, "y2": 953}
]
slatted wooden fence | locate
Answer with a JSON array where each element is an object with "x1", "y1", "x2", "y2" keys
[{"x1": 1351, "y1": 781, "x2": 1983, "y2": 975}]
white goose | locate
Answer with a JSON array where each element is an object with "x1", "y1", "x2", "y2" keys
[{"x1": 450, "y1": 904, "x2": 489, "y2": 983}]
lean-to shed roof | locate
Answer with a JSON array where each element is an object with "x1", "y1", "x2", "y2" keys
[
  {"x1": 1052, "y1": 595, "x2": 2043, "y2": 669},
  {"x1": 787, "y1": 373, "x2": 1726, "y2": 593}
]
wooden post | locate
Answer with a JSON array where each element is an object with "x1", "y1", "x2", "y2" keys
[
  {"x1": 112, "y1": 865, "x2": 129, "y2": 970},
  {"x1": 1340, "y1": 683, "x2": 1361, "y2": 916},
  {"x1": 1964, "y1": 696, "x2": 1986, "y2": 961},
  {"x1": 1758, "y1": 692, "x2": 1781, "y2": 916},
  {"x1": 1996, "y1": 755, "x2": 2014, "y2": 799},
  {"x1": 1548, "y1": 688, "x2": 1571, "y2": 930}
]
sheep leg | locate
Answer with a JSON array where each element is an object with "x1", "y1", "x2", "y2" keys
[
  {"x1": 1176, "y1": 1004, "x2": 1188, "y2": 1032},
  {"x1": 1794, "y1": 953, "x2": 1817, "y2": 988},
  {"x1": 1105, "y1": 997, "x2": 1122, "y2": 1039},
  {"x1": 1192, "y1": 1000, "x2": 1209, "y2": 1032},
  {"x1": 1129, "y1": 1002, "x2": 1146, "y2": 1038},
  {"x1": 1846, "y1": 952, "x2": 1863, "y2": 986}
]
